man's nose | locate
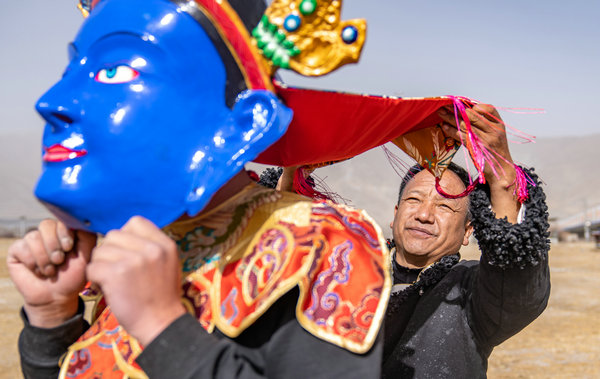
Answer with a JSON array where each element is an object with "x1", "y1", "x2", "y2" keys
[{"x1": 414, "y1": 201, "x2": 435, "y2": 224}]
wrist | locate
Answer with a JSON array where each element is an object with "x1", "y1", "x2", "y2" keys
[
  {"x1": 486, "y1": 164, "x2": 517, "y2": 189},
  {"x1": 132, "y1": 303, "x2": 187, "y2": 347},
  {"x1": 23, "y1": 298, "x2": 80, "y2": 328}
]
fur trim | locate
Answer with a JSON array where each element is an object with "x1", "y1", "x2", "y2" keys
[
  {"x1": 470, "y1": 167, "x2": 550, "y2": 269},
  {"x1": 257, "y1": 167, "x2": 283, "y2": 189},
  {"x1": 387, "y1": 253, "x2": 460, "y2": 315}
]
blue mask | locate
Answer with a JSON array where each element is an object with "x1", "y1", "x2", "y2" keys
[{"x1": 34, "y1": 0, "x2": 292, "y2": 234}]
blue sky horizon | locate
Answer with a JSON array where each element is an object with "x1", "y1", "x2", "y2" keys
[{"x1": 1, "y1": 0, "x2": 599, "y2": 138}]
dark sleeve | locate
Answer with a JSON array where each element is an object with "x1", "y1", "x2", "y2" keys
[
  {"x1": 19, "y1": 299, "x2": 89, "y2": 379},
  {"x1": 467, "y1": 167, "x2": 551, "y2": 349},
  {"x1": 137, "y1": 289, "x2": 383, "y2": 379}
]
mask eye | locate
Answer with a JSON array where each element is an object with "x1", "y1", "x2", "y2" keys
[{"x1": 95, "y1": 65, "x2": 139, "y2": 84}]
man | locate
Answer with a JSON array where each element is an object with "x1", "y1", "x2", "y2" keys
[
  {"x1": 382, "y1": 104, "x2": 551, "y2": 378},
  {"x1": 8, "y1": 0, "x2": 390, "y2": 377}
]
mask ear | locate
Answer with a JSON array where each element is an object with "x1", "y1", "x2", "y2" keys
[
  {"x1": 185, "y1": 90, "x2": 292, "y2": 216},
  {"x1": 230, "y1": 90, "x2": 293, "y2": 162}
]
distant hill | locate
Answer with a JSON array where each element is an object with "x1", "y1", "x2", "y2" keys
[
  {"x1": 2, "y1": 128, "x2": 599, "y2": 237},
  {"x1": 255, "y1": 133, "x2": 600, "y2": 237},
  {"x1": 0, "y1": 129, "x2": 49, "y2": 220}
]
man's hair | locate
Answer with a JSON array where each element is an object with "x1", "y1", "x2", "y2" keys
[{"x1": 397, "y1": 162, "x2": 473, "y2": 222}]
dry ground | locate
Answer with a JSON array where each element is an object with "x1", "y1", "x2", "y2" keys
[{"x1": 1, "y1": 239, "x2": 599, "y2": 378}]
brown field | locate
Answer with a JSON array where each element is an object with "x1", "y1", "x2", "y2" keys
[{"x1": 1, "y1": 238, "x2": 599, "y2": 378}]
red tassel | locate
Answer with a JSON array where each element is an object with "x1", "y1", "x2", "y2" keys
[{"x1": 435, "y1": 176, "x2": 478, "y2": 199}]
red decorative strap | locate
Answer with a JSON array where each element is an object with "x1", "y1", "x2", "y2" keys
[{"x1": 435, "y1": 176, "x2": 478, "y2": 199}]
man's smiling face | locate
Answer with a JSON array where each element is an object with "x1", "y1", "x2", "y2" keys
[{"x1": 392, "y1": 169, "x2": 473, "y2": 268}]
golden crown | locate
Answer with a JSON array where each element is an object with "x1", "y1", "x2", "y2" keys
[
  {"x1": 78, "y1": 0, "x2": 366, "y2": 78},
  {"x1": 252, "y1": 0, "x2": 366, "y2": 76}
]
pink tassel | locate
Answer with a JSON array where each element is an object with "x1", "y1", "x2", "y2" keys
[
  {"x1": 293, "y1": 166, "x2": 335, "y2": 202},
  {"x1": 511, "y1": 165, "x2": 536, "y2": 203}
]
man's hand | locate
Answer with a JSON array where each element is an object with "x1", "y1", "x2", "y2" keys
[
  {"x1": 7, "y1": 219, "x2": 97, "y2": 328},
  {"x1": 437, "y1": 104, "x2": 520, "y2": 223},
  {"x1": 86, "y1": 216, "x2": 186, "y2": 346},
  {"x1": 276, "y1": 166, "x2": 315, "y2": 192}
]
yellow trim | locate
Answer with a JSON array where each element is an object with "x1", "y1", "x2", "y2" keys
[
  {"x1": 207, "y1": 197, "x2": 390, "y2": 353},
  {"x1": 77, "y1": 3, "x2": 90, "y2": 18},
  {"x1": 293, "y1": 203, "x2": 392, "y2": 354},
  {"x1": 212, "y1": 199, "x2": 316, "y2": 337},
  {"x1": 112, "y1": 341, "x2": 149, "y2": 379},
  {"x1": 58, "y1": 332, "x2": 106, "y2": 379}
]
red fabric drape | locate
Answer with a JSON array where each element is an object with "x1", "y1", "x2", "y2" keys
[{"x1": 255, "y1": 82, "x2": 455, "y2": 167}]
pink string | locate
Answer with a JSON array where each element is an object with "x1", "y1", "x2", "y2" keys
[
  {"x1": 382, "y1": 145, "x2": 414, "y2": 176},
  {"x1": 293, "y1": 166, "x2": 342, "y2": 203},
  {"x1": 441, "y1": 96, "x2": 535, "y2": 202},
  {"x1": 512, "y1": 165, "x2": 536, "y2": 203}
]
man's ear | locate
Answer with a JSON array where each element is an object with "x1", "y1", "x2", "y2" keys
[
  {"x1": 462, "y1": 220, "x2": 474, "y2": 246},
  {"x1": 390, "y1": 204, "x2": 398, "y2": 229}
]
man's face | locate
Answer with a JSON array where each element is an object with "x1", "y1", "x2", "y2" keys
[
  {"x1": 34, "y1": 0, "x2": 238, "y2": 233},
  {"x1": 392, "y1": 170, "x2": 473, "y2": 268}
]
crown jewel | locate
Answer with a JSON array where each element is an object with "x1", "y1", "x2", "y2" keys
[
  {"x1": 78, "y1": 0, "x2": 367, "y2": 78},
  {"x1": 253, "y1": 0, "x2": 366, "y2": 76}
]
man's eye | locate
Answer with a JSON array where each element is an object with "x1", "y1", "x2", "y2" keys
[
  {"x1": 439, "y1": 203, "x2": 454, "y2": 211},
  {"x1": 95, "y1": 65, "x2": 139, "y2": 84}
]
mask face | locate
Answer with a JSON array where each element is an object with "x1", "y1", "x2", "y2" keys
[{"x1": 34, "y1": 0, "x2": 292, "y2": 234}]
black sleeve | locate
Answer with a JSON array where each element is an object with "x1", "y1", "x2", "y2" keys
[
  {"x1": 137, "y1": 289, "x2": 383, "y2": 379},
  {"x1": 18, "y1": 299, "x2": 89, "y2": 379},
  {"x1": 467, "y1": 167, "x2": 551, "y2": 349}
]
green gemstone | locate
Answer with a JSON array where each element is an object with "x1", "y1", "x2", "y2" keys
[
  {"x1": 282, "y1": 40, "x2": 295, "y2": 49},
  {"x1": 280, "y1": 54, "x2": 290, "y2": 69},
  {"x1": 256, "y1": 38, "x2": 267, "y2": 49},
  {"x1": 272, "y1": 49, "x2": 285, "y2": 64},
  {"x1": 291, "y1": 46, "x2": 301, "y2": 56},
  {"x1": 268, "y1": 21, "x2": 277, "y2": 33},
  {"x1": 275, "y1": 30, "x2": 286, "y2": 42},
  {"x1": 263, "y1": 41, "x2": 278, "y2": 58},
  {"x1": 300, "y1": 0, "x2": 317, "y2": 15}
]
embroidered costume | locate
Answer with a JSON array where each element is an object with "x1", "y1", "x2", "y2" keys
[{"x1": 21, "y1": 184, "x2": 391, "y2": 378}]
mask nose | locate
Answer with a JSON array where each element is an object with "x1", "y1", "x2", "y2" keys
[{"x1": 36, "y1": 83, "x2": 81, "y2": 132}]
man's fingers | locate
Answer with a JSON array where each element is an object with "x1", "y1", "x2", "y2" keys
[
  {"x1": 7, "y1": 239, "x2": 37, "y2": 271},
  {"x1": 23, "y1": 231, "x2": 55, "y2": 277},
  {"x1": 472, "y1": 103, "x2": 501, "y2": 122},
  {"x1": 440, "y1": 123, "x2": 468, "y2": 144},
  {"x1": 56, "y1": 222, "x2": 75, "y2": 252},
  {"x1": 37, "y1": 220, "x2": 66, "y2": 266},
  {"x1": 75, "y1": 230, "x2": 97, "y2": 264},
  {"x1": 437, "y1": 107, "x2": 458, "y2": 127},
  {"x1": 121, "y1": 216, "x2": 175, "y2": 252},
  {"x1": 465, "y1": 108, "x2": 505, "y2": 135}
]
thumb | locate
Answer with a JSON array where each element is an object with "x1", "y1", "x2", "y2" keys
[{"x1": 74, "y1": 230, "x2": 97, "y2": 263}]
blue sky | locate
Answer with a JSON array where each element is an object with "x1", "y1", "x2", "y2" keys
[{"x1": 1, "y1": 0, "x2": 599, "y2": 137}]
